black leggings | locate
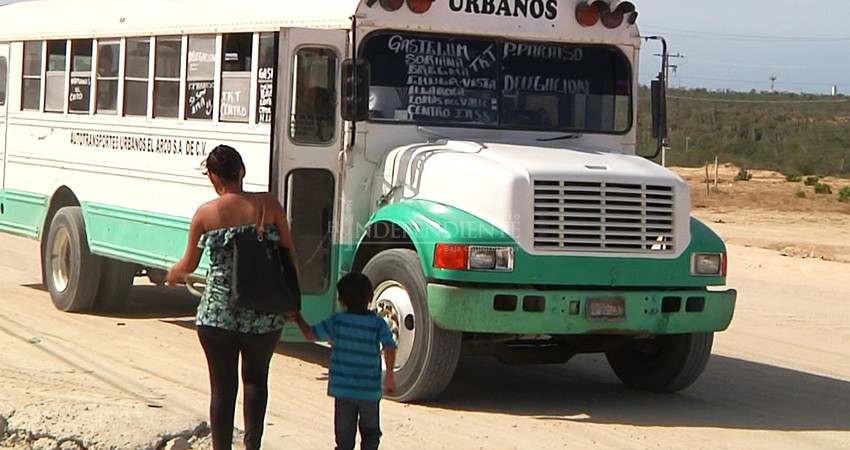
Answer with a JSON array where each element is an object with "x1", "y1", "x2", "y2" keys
[{"x1": 197, "y1": 326, "x2": 282, "y2": 450}]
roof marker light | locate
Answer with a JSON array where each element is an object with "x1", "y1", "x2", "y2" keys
[
  {"x1": 606, "y1": 1, "x2": 638, "y2": 27},
  {"x1": 407, "y1": 0, "x2": 433, "y2": 14},
  {"x1": 575, "y1": 1, "x2": 604, "y2": 27},
  {"x1": 380, "y1": 0, "x2": 404, "y2": 12}
]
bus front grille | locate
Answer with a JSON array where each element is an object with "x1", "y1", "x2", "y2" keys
[{"x1": 532, "y1": 180, "x2": 675, "y2": 253}]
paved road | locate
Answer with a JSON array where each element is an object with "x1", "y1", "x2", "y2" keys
[{"x1": 0, "y1": 232, "x2": 848, "y2": 449}]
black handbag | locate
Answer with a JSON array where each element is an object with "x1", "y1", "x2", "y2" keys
[{"x1": 231, "y1": 204, "x2": 301, "y2": 314}]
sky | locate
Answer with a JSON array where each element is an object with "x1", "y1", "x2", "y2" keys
[
  {"x1": 635, "y1": 0, "x2": 850, "y2": 95},
  {"x1": 2, "y1": 0, "x2": 848, "y2": 95}
]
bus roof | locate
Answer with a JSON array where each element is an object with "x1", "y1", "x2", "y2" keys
[{"x1": 0, "y1": 0, "x2": 359, "y2": 41}]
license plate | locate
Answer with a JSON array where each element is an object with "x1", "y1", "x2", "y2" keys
[{"x1": 587, "y1": 297, "x2": 626, "y2": 319}]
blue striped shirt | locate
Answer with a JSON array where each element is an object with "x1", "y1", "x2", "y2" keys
[{"x1": 312, "y1": 311, "x2": 397, "y2": 401}]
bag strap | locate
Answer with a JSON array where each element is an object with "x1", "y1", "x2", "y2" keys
[{"x1": 255, "y1": 195, "x2": 267, "y2": 240}]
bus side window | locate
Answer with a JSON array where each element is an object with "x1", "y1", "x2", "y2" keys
[
  {"x1": 256, "y1": 32, "x2": 276, "y2": 125},
  {"x1": 21, "y1": 41, "x2": 42, "y2": 110},
  {"x1": 45, "y1": 40, "x2": 67, "y2": 113},
  {"x1": 290, "y1": 47, "x2": 337, "y2": 144},
  {"x1": 185, "y1": 35, "x2": 215, "y2": 121},
  {"x1": 0, "y1": 57, "x2": 7, "y2": 106},
  {"x1": 69, "y1": 39, "x2": 92, "y2": 114},
  {"x1": 154, "y1": 36, "x2": 181, "y2": 118},
  {"x1": 220, "y1": 32, "x2": 252, "y2": 123},
  {"x1": 124, "y1": 38, "x2": 151, "y2": 117},
  {"x1": 95, "y1": 41, "x2": 120, "y2": 115}
]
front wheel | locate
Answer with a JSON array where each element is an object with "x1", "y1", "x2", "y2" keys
[
  {"x1": 44, "y1": 207, "x2": 102, "y2": 312},
  {"x1": 362, "y1": 249, "x2": 461, "y2": 402},
  {"x1": 605, "y1": 332, "x2": 714, "y2": 392}
]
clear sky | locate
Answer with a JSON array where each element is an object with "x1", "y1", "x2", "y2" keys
[
  {"x1": 636, "y1": 0, "x2": 850, "y2": 95},
  {"x1": 2, "y1": 0, "x2": 847, "y2": 95}
]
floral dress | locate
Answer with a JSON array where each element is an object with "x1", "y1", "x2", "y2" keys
[{"x1": 195, "y1": 224, "x2": 286, "y2": 334}]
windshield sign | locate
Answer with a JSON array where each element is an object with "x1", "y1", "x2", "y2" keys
[{"x1": 363, "y1": 32, "x2": 631, "y2": 132}]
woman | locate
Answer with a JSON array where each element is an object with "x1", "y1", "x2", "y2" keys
[{"x1": 167, "y1": 144, "x2": 299, "y2": 450}]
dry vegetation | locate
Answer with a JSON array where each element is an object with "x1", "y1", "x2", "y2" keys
[{"x1": 672, "y1": 164, "x2": 850, "y2": 263}]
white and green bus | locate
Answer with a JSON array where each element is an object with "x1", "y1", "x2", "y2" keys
[{"x1": 0, "y1": 0, "x2": 736, "y2": 401}]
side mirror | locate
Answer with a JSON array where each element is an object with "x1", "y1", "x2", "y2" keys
[
  {"x1": 650, "y1": 76, "x2": 667, "y2": 142},
  {"x1": 341, "y1": 59, "x2": 370, "y2": 122}
]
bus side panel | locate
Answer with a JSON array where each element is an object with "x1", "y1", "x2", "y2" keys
[
  {"x1": 0, "y1": 189, "x2": 46, "y2": 238},
  {"x1": 82, "y1": 202, "x2": 194, "y2": 270}
]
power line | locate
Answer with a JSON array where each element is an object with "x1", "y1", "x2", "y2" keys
[{"x1": 641, "y1": 25, "x2": 850, "y2": 42}]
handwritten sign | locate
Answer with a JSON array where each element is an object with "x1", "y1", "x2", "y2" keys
[
  {"x1": 363, "y1": 34, "x2": 499, "y2": 124},
  {"x1": 186, "y1": 81, "x2": 213, "y2": 120},
  {"x1": 257, "y1": 66, "x2": 274, "y2": 124},
  {"x1": 69, "y1": 76, "x2": 91, "y2": 112},
  {"x1": 221, "y1": 76, "x2": 250, "y2": 122}
]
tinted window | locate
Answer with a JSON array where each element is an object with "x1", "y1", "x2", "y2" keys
[{"x1": 361, "y1": 32, "x2": 632, "y2": 132}]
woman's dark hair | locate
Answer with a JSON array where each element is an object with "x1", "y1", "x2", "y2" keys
[
  {"x1": 202, "y1": 145, "x2": 244, "y2": 181},
  {"x1": 336, "y1": 272, "x2": 373, "y2": 312}
]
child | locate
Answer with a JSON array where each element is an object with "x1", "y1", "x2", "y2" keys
[{"x1": 291, "y1": 272, "x2": 397, "y2": 450}]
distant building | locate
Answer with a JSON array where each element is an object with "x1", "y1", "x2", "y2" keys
[{"x1": 831, "y1": 85, "x2": 838, "y2": 96}]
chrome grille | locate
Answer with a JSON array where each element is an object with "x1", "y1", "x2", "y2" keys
[{"x1": 533, "y1": 180, "x2": 675, "y2": 253}]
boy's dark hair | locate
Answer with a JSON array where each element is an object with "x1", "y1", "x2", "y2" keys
[
  {"x1": 337, "y1": 272, "x2": 373, "y2": 312},
  {"x1": 202, "y1": 144, "x2": 244, "y2": 181}
]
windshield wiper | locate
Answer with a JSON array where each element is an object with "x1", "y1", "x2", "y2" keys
[{"x1": 537, "y1": 134, "x2": 582, "y2": 142}]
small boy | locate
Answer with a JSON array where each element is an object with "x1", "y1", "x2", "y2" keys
[{"x1": 291, "y1": 272, "x2": 397, "y2": 450}]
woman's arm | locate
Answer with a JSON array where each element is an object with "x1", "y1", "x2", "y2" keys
[
  {"x1": 166, "y1": 207, "x2": 207, "y2": 286},
  {"x1": 269, "y1": 193, "x2": 301, "y2": 276}
]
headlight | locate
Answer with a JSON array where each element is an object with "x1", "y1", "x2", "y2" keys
[
  {"x1": 434, "y1": 244, "x2": 514, "y2": 271},
  {"x1": 468, "y1": 246, "x2": 514, "y2": 271},
  {"x1": 691, "y1": 252, "x2": 725, "y2": 276}
]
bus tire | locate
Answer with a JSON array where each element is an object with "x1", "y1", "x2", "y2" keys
[
  {"x1": 362, "y1": 249, "x2": 461, "y2": 403},
  {"x1": 94, "y1": 258, "x2": 138, "y2": 312},
  {"x1": 44, "y1": 206, "x2": 102, "y2": 312},
  {"x1": 605, "y1": 332, "x2": 713, "y2": 392}
]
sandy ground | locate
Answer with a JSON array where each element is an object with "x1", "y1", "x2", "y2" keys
[{"x1": 0, "y1": 166, "x2": 849, "y2": 449}]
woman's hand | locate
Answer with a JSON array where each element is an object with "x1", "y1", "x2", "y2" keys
[{"x1": 165, "y1": 267, "x2": 185, "y2": 287}]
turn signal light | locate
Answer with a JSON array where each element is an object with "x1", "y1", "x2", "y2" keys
[{"x1": 434, "y1": 244, "x2": 469, "y2": 270}]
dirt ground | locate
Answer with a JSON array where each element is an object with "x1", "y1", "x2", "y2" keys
[{"x1": 0, "y1": 164, "x2": 848, "y2": 450}]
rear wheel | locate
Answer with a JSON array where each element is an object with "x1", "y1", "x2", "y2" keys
[
  {"x1": 605, "y1": 332, "x2": 714, "y2": 392},
  {"x1": 44, "y1": 207, "x2": 101, "y2": 312},
  {"x1": 94, "y1": 258, "x2": 138, "y2": 312},
  {"x1": 362, "y1": 249, "x2": 462, "y2": 402}
]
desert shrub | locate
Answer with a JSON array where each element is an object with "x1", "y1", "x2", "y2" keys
[
  {"x1": 784, "y1": 173, "x2": 802, "y2": 182},
  {"x1": 734, "y1": 168, "x2": 753, "y2": 181},
  {"x1": 795, "y1": 189, "x2": 806, "y2": 198},
  {"x1": 839, "y1": 186, "x2": 850, "y2": 203},
  {"x1": 804, "y1": 176, "x2": 820, "y2": 186},
  {"x1": 814, "y1": 183, "x2": 832, "y2": 194}
]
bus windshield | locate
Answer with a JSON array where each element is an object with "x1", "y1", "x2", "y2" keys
[{"x1": 362, "y1": 31, "x2": 632, "y2": 133}]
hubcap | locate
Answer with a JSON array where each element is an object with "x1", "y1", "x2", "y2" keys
[
  {"x1": 50, "y1": 228, "x2": 71, "y2": 293},
  {"x1": 372, "y1": 280, "x2": 416, "y2": 369}
]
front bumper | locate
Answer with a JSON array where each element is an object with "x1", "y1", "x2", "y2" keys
[{"x1": 427, "y1": 284, "x2": 736, "y2": 335}]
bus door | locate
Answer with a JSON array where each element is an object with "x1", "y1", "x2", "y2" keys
[
  {"x1": 0, "y1": 43, "x2": 8, "y2": 190},
  {"x1": 274, "y1": 28, "x2": 348, "y2": 321}
]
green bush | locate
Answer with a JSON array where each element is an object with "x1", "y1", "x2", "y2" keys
[
  {"x1": 785, "y1": 173, "x2": 802, "y2": 182},
  {"x1": 814, "y1": 183, "x2": 832, "y2": 194},
  {"x1": 795, "y1": 189, "x2": 806, "y2": 198},
  {"x1": 804, "y1": 176, "x2": 820, "y2": 186},
  {"x1": 839, "y1": 186, "x2": 850, "y2": 203},
  {"x1": 734, "y1": 168, "x2": 753, "y2": 182}
]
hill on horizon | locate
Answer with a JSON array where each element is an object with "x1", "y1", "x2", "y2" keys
[{"x1": 636, "y1": 88, "x2": 850, "y2": 178}]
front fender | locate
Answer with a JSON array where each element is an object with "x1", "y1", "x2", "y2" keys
[{"x1": 361, "y1": 199, "x2": 515, "y2": 278}]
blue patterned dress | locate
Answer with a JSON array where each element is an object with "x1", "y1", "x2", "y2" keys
[{"x1": 195, "y1": 224, "x2": 286, "y2": 334}]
